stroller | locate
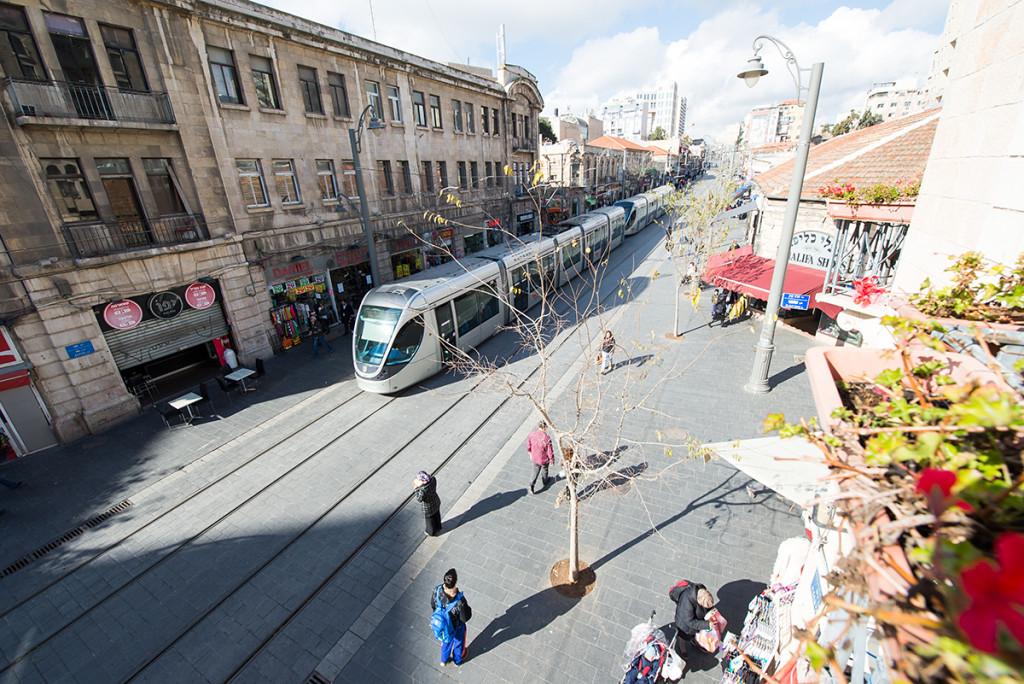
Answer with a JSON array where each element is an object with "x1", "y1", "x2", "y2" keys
[{"x1": 620, "y1": 611, "x2": 684, "y2": 684}]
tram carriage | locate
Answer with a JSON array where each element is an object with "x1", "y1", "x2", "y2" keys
[
  {"x1": 354, "y1": 185, "x2": 671, "y2": 393},
  {"x1": 616, "y1": 185, "x2": 673, "y2": 236}
]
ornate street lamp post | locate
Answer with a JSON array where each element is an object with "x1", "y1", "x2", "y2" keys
[
  {"x1": 348, "y1": 105, "x2": 386, "y2": 286},
  {"x1": 738, "y1": 35, "x2": 823, "y2": 393}
]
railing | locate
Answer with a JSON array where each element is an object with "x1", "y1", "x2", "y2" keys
[
  {"x1": 822, "y1": 219, "x2": 908, "y2": 295},
  {"x1": 61, "y1": 213, "x2": 207, "y2": 258},
  {"x1": 3, "y1": 78, "x2": 175, "y2": 125}
]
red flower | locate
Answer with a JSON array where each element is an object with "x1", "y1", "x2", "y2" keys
[
  {"x1": 852, "y1": 276, "x2": 886, "y2": 306},
  {"x1": 915, "y1": 468, "x2": 973, "y2": 513},
  {"x1": 957, "y1": 533, "x2": 1024, "y2": 653}
]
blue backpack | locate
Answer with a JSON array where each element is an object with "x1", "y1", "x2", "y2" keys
[{"x1": 430, "y1": 585, "x2": 463, "y2": 641}]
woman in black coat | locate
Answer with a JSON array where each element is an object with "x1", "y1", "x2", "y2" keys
[{"x1": 414, "y1": 470, "x2": 442, "y2": 536}]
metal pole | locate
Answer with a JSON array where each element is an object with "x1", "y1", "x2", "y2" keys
[
  {"x1": 349, "y1": 126, "x2": 382, "y2": 287},
  {"x1": 745, "y1": 60, "x2": 823, "y2": 393}
]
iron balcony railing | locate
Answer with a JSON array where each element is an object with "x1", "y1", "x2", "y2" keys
[
  {"x1": 822, "y1": 219, "x2": 908, "y2": 296},
  {"x1": 61, "y1": 213, "x2": 207, "y2": 258},
  {"x1": 3, "y1": 77, "x2": 175, "y2": 125}
]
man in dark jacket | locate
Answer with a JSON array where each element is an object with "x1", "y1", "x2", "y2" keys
[
  {"x1": 432, "y1": 568, "x2": 472, "y2": 667},
  {"x1": 669, "y1": 580, "x2": 714, "y2": 659},
  {"x1": 414, "y1": 471, "x2": 442, "y2": 536}
]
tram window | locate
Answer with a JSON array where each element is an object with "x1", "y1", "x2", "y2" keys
[
  {"x1": 386, "y1": 316, "x2": 424, "y2": 365},
  {"x1": 541, "y1": 254, "x2": 557, "y2": 291},
  {"x1": 454, "y1": 282, "x2": 499, "y2": 335},
  {"x1": 355, "y1": 305, "x2": 401, "y2": 364},
  {"x1": 561, "y1": 241, "x2": 581, "y2": 272},
  {"x1": 612, "y1": 217, "x2": 624, "y2": 240}
]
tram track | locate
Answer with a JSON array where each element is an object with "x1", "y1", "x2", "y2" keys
[{"x1": 0, "y1": 226, "x2": 669, "y2": 683}]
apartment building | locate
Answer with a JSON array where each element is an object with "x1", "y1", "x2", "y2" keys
[{"x1": 0, "y1": 0, "x2": 541, "y2": 450}]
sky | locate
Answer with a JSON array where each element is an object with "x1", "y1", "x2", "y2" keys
[{"x1": 252, "y1": 0, "x2": 950, "y2": 143}]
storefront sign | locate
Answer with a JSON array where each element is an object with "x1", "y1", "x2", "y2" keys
[
  {"x1": 184, "y1": 282, "x2": 216, "y2": 310},
  {"x1": 271, "y1": 260, "x2": 312, "y2": 281},
  {"x1": 148, "y1": 291, "x2": 184, "y2": 319},
  {"x1": 391, "y1": 235, "x2": 420, "y2": 252},
  {"x1": 486, "y1": 219, "x2": 501, "y2": 228},
  {"x1": 331, "y1": 247, "x2": 368, "y2": 268},
  {"x1": 0, "y1": 328, "x2": 22, "y2": 367},
  {"x1": 103, "y1": 300, "x2": 144, "y2": 330},
  {"x1": 517, "y1": 212, "x2": 535, "y2": 222},
  {"x1": 437, "y1": 228, "x2": 454, "y2": 240},
  {"x1": 790, "y1": 231, "x2": 833, "y2": 271},
  {"x1": 65, "y1": 340, "x2": 96, "y2": 359}
]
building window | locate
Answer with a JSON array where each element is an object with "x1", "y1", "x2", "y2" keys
[
  {"x1": 512, "y1": 113, "x2": 518, "y2": 138},
  {"x1": 481, "y1": 105, "x2": 490, "y2": 134},
  {"x1": 366, "y1": 80, "x2": 382, "y2": 118},
  {"x1": 470, "y1": 161, "x2": 479, "y2": 189},
  {"x1": 100, "y1": 24, "x2": 148, "y2": 90},
  {"x1": 485, "y1": 161, "x2": 492, "y2": 187},
  {"x1": 317, "y1": 160, "x2": 338, "y2": 201},
  {"x1": 465, "y1": 102, "x2": 474, "y2": 134},
  {"x1": 142, "y1": 158, "x2": 186, "y2": 215},
  {"x1": 438, "y1": 161, "x2": 448, "y2": 188},
  {"x1": 208, "y1": 46, "x2": 243, "y2": 105},
  {"x1": 452, "y1": 99, "x2": 463, "y2": 132},
  {"x1": 250, "y1": 54, "x2": 279, "y2": 109},
  {"x1": 412, "y1": 91, "x2": 427, "y2": 126},
  {"x1": 341, "y1": 160, "x2": 357, "y2": 198},
  {"x1": 236, "y1": 159, "x2": 268, "y2": 207},
  {"x1": 377, "y1": 160, "x2": 395, "y2": 196},
  {"x1": 0, "y1": 3, "x2": 45, "y2": 80},
  {"x1": 492, "y1": 108, "x2": 499, "y2": 135},
  {"x1": 41, "y1": 158, "x2": 98, "y2": 222},
  {"x1": 327, "y1": 72, "x2": 350, "y2": 117},
  {"x1": 273, "y1": 159, "x2": 301, "y2": 204},
  {"x1": 422, "y1": 161, "x2": 434, "y2": 193},
  {"x1": 495, "y1": 161, "x2": 503, "y2": 187},
  {"x1": 387, "y1": 85, "x2": 402, "y2": 122},
  {"x1": 457, "y1": 161, "x2": 468, "y2": 189},
  {"x1": 298, "y1": 65, "x2": 323, "y2": 114},
  {"x1": 398, "y1": 160, "x2": 412, "y2": 194},
  {"x1": 430, "y1": 94, "x2": 442, "y2": 128}
]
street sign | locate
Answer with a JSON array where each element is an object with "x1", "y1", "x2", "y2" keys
[
  {"x1": 65, "y1": 341, "x2": 95, "y2": 359},
  {"x1": 781, "y1": 293, "x2": 810, "y2": 310}
]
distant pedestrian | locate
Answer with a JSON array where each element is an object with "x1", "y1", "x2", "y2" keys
[
  {"x1": 414, "y1": 470, "x2": 442, "y2": 536},
  {"x1": 309, "y1": 313, "x2": 334, "y2": 358},
  {"x1": 339, "y1": 300, "x2": 354, "y2": 334},
  {"x1": 431, "y1": 568, "x2": 472, "y2": 667},
  {"x1": 526, "y1": 421, "x2": 554, "y2": 494},
  {"x1": 0, "y1": 475, "x2": 22, "y2": 490},
  {"x1": 669, "y1": 580, "x2": 715, "y2": 660},
  {"x1": 599, "y1": 330, "x2": 616, "y2": 375}
]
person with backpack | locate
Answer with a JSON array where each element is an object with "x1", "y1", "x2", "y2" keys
[
  {"x1": 669, "y1": 579, "x2": 715, "y2": 660},
  {"x1": 430, "y1": 568, "x2": 472, "y2": 667}
]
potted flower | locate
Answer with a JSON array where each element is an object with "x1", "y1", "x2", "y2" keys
[{"x1": 818, "y1": 177, "x2": 920, "y2": 223}]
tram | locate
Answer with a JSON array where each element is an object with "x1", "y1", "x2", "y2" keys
[
  {"x1": 616, "y1": 184, "x2": 673, "y2": 236},
  {"x1": 353, "y1": 185, "x2": 673, "y2": 393}
]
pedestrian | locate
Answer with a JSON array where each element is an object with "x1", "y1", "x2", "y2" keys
[
  {"x1": 413, "y1": 470, "x2": 442, "y2": 536},
  {"x1": 309, "y1": 313, "x2": 334, "y2": 358},
  {"x1": 669, "y1": 580, "x2": 715, "y2": 660},
  {"x1": 599, "y1": 330, "x2": 616, "y2": 375},
  {"x1": 339, "y1": 300, "x2": 354, "y2": 335},
  {"x1": 431, "y1": 568, "x2": 472, "y2": 667},
  {"x1": 526, "y1": 420, "x2": 554, "y2": 494},
  {"x1": 0, "y1": 475, "x2": 22, "y2": 490}
]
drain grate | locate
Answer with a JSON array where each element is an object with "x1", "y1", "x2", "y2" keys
[
  {"x1": 304, "y1": 672, "x2": 329, "y2": 684},
  {"x1": 0, "y1": 499, "x2": 134, "y2": 580}
]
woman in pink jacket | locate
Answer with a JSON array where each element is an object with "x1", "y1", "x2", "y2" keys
[{"x1": 527, "y1": 421, "x2": 554, "y2": 494}]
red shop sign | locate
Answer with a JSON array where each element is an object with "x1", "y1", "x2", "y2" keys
[
  {"x1": 103, "y1": 300, "x2": 144, "y2": 330},
  {"x1": 184, "y1": 282, "x2": 217, "y2": 310}
]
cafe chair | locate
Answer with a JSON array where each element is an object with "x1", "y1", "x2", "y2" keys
[
  {"x1": 195, "y1": 382, "x2": 216, "y2": 418},
  {"x1": 215, "y1": 375, "x2": 238, "y2": 401},
  {"x1": 253, "y1": 358, "x2": 266, "y2": 388},
  {"x1": 156, "y1": 403, "x2": 186, "y2": 428}
]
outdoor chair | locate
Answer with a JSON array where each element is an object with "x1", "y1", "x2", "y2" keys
[
  {"x1": 156, "y1": 403, "x2": 186, "y2": 428},
  {"x1": 195, "y1": 382, "x2": 215, "y2": 417},
  {"x1": 215, "y1": 375, "x2": 238, "y2": 400},
  {"x1": 252, "y1": 358, "x2": 266, "y2": 388}
]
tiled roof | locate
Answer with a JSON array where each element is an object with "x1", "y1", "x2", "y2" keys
[
  {"x1": 647, "y1": 145, "x2": 671, "y2": 156},
  {"x1": 751, "y1": 141, "x2": 797, "y2": 154},
  {"x1": 754, "y1": 108, "x2": 940, "y2": 197},
  {"x1": 588, "y1": 135, "x2": 650, "y2": 151}
]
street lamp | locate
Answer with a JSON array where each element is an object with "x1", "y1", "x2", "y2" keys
[
  {"x1": 739, "y1": 34, "x2": 823, "y2": 394},
  {"x1": 348, "y1": 104, "x2": 386, "y2": 286}
]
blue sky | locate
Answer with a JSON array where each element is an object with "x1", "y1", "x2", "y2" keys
[{"x1": 253, "y1": 0, "x2": 950, "y2": 141}]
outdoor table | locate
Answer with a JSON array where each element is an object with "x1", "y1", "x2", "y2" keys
[
  {"x1": 169, "y1": 392, "x2": 203, "y2": 422},
  {"x1": 226, "y1": 367, "x2": 256, "y2": 393}
]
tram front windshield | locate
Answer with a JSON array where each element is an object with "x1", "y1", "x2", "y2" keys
[{"x1": 355, "y1": 305, "x2": 401, "y2": 365}]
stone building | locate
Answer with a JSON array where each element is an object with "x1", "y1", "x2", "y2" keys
[{"x1": 0, "y1": 0, "x2": 541, "y2": 452}]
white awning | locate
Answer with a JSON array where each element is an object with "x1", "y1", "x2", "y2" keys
[
  {"x1": 705, "y1": 436, "x2": 833, "y2": 507},
  {"x1": 713, "y1": 198, "x2": 759, "y2": 222}
]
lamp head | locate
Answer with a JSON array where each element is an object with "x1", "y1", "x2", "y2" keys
[
  {"x1": 738, "y1": 55, "x2": 768, "y2": 88},
  {"x1": 367, "y1": 115, "x2": 385, "y2": 137}
]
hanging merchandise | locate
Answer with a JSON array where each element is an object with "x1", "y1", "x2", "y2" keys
[{"x1": 720, "y1": 586, "x2": 793, "y2": 684}]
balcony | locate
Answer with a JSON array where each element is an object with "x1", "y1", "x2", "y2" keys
[
  {"x1": 822, "y1": 219, "x2": 908, "y2": 296},
  {"x1": 61, "y1": 213, "x2": 207, "y2": 258},
  {"x1": 512, "y1": 138, "x2": 535, "y2": 152},
  {"x1": 3, "y1": 78, "x2": 175, "y2": 126}
]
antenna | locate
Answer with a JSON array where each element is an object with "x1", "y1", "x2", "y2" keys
[{"x1": 498, "y1": 24, "x2": 506, "y2": 66}]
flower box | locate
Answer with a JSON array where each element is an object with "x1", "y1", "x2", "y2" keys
[{"x1": 825, "y1": 200, "x2": 915, "y2": 224}]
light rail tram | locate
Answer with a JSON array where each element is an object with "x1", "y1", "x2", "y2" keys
[{"x1": 353, "y1": 184, "x2": 674, "y2": 393}]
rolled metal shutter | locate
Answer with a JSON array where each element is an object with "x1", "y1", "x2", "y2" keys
[{"x1": 103, "y1": 305, "x2": 229, "y2": 370}]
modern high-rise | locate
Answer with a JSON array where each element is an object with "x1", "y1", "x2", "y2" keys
[{"x1": 599, "y1": 82, "x2": 686, "y2": 141}]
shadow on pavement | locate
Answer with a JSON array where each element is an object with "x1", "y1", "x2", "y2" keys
[
  {"x1": 715, "y1": 578, "x2": 766, "y2": 635},
  {"x1": 768, "y1": 361, "x2": 806, "y2": 388},
  {"x1": 578, "y1": 462, "x2": 649, "y2": 502},
  {"x1": 445, "y1": 489, "x2": 526, "y2": 529},
  {"x1": 467, "y1": 586, "x2": 580, "y2": 658}
]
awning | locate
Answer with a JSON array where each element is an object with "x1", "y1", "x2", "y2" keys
[
  {"x1": 732, "y1": 182, "x2": 751, "y2": 198},
  {"x1": 714, "y1": 198, "x2": 759, "y2": 222},
  {"x1": 703, "y1": 249, "x2": 841, "y2": 317}
]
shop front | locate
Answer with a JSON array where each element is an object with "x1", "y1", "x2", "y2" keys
[
  {"x1": 421, "y1": 228, "x2": 454, "y2": 268},
  {"x1": 96, "y1": 281, "x2": 233, "y2": 395},
  {"x1": 265, "y1": 257, "x2": 331, "y2": 351},
  {"x1": 326, "y1": 246, "x2": 373, "y2": 313},
  {"x1": 0, "y1": 327, "x2": 57, "y2": 458},
  {"x1": 516, "y1": 211, "x2": 536, "y2": 236},
  {"x1": 390, "y1": 234, "x2": 424, "y2": 280}
]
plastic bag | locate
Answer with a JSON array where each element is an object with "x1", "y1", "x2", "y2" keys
[{"x1": 695, "y1": 608, "x2": 728, "y2": 653}]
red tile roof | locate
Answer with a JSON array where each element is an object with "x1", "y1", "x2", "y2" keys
[
  {"x1": 646, "y1": 145, "x2": 671, "y2": 156},
  {"x1": 751, "y1": 141, "x2": 797, "y2": 155},
  {"x1": 754, "y1": 108, "x2": 940, "y2": 198},
  {"x1": 588, "y1": 135, "x2": 650, "y2": 152}
]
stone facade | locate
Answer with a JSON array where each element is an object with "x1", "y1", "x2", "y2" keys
[{"x1": 0, "y1": 0, "x2": 542, "y2": 446}]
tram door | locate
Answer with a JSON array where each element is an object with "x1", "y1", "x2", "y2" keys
[{"x1": 435, "y1": 303, "x2": 456, "y2": 363}]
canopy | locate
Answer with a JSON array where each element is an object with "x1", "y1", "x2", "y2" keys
[{"x1": 703, "y1": 247, "x2": 840, "y2": 317}]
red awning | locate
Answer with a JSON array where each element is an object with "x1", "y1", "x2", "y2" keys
[
  {"x1": 706, "y1": 245, "x2": 752, "y2": 271},
  {"x1": 0, "y1": 369, "x2": 30, "y2": 393},
  {"x1": 704, "y1": 252, "x2": 840, "y2": 318}
]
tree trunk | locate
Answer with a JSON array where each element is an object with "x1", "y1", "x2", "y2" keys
[
  {"x1": 673, "y1": 275, "x2": 681, "y2": 337},
  {"x1": 568, "y1": 466, "x2": 579, "y2": 583}
]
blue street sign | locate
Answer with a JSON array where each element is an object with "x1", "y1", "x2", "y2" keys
[
  {"x1": 65, "y1": 341, "x2": 95, "y2": 359},
  {"x1": 781, "y1": 293, "x2": 810, "y2": 310}
]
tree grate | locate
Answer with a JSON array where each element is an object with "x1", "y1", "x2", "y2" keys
[
  {"x1": 304, "y1": 672, "x2": 330, "y2": 684},
  {"x1": 0, "y1": 499, "x2": 134, "y2": 580}
]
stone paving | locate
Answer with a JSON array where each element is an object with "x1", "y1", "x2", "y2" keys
[{"x1": 0, "y1": 211, "x2": 819, "y2": 683}]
